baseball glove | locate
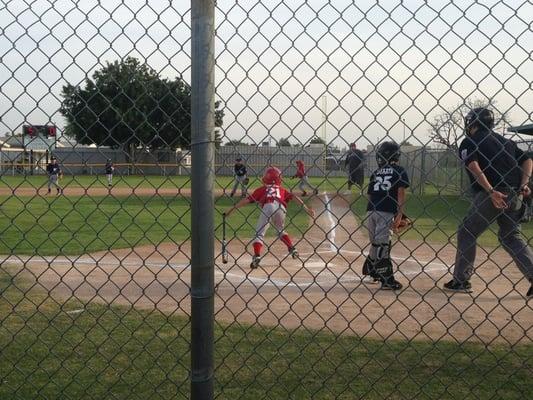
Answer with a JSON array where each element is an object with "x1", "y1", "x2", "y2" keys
[
  {"x1": 393, "y1": 213, "x2": 412, "y2": 234},
  {"x1": 243, "y1": 177, "x2": 250, "y2": 185}
]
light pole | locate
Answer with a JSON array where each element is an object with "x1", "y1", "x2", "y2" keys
[{"x1": 402, "y1": 118, "x2": 406, "y2": 143}]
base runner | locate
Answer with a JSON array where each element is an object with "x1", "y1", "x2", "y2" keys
[{"x1": 225, "y1": 166, "x2": 315, "y2": 269}]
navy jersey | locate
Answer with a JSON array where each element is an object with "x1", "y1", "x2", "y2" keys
[
  {"x1": 46, "y1": 163, "x2": 61, "y2": 176},
  {"x1": 105, "y1": 162, "x2": 114, "y2": 174},
  {"x1": 234, "y1": 163, "x2": 247, "y2": 177},
  {"x1": 345, "y1": 149, "x2": 364, "y2": 171},
  {"x1": 459, "y1": 129, "x2": 529, "y2": 192},
  {"x1": 367, "y1": 164, "x2": 410, "y2": 214}
]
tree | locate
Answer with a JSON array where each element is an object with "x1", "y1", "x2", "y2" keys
[
  {"x1": 428, "y1": 98, "x2": 510, "y2": 151},
  {"x1": 60, "y1": 57, "x2": 224, "y2": 152},
  {"x1": 277, "y1": 137, "x2": 291, "y2": 147},
  {"x1": 309, "y1": 136, "x2": 326, "y2": 145},
  {"x1": 225, "y1": 140, "x2": 249, "y2": 146}
]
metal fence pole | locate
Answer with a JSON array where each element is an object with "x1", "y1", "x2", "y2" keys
[{"x1": 190, "y1": 0, "x2": 215, "y2": 399}]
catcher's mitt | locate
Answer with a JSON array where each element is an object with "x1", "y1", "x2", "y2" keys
[
  {"x1": 393, "y1": 213, "x2": 412, "y2": 234},
  {"x1": 243, "y1": 177, "x2": 250, "y2": 185}
]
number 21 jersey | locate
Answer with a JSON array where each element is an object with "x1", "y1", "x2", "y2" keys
[
  {"x1": 367, "y1": 164, "x2": 410, "y2": 214},
  {"x1": 249, "y1": 185, "x2": 293, "y2": 208}
]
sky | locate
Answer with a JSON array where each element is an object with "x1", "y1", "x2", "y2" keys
[{"x1": 1, "y1": 0, "x2": 532, "y2": 148}]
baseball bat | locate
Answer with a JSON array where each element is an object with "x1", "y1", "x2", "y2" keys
[{"x1": 222, "y1": 213, "x2": 228, "y2": 264}]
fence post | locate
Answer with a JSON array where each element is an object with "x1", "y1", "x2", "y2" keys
[
  {"x1": 190, "y1": 1, "x2": 215, "y2": 399},
  {"x1": 419, "y1": 147, "x2": 426, "y2": 195}
]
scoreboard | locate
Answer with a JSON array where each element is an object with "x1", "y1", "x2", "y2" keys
[{"x1": 23, "y1": 125, "x2": 57, "y2": 137}]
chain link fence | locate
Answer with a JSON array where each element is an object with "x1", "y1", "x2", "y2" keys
[{"x1": 1, "y1": 0, "x2": 532, "y2": 399}]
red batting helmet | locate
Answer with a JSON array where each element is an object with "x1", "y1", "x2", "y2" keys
[{"x1": 262, "y1": 166, "x2": 282, "y2": 185}]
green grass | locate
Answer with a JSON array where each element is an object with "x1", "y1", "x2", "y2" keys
[
  {"x1": 0, "y1": 174, "x2": 351, "y2": 193},
  {"x1": 1, "y1": 268, "x2": 531, "y2": 400},
  {"x1": 351, "y1": 193, "x2": 533, "y2": 248},
  {"x1": 0, "y1": 196, "x2": 311, "y2": 256}
]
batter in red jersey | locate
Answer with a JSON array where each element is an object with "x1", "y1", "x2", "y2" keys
[{"x1": 225, "y1": 166, "x2": 315, "y2": 269}]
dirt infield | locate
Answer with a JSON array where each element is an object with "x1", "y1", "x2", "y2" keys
[{"x1": 6, "y1": 193, "x2": 532, "y2": 344}]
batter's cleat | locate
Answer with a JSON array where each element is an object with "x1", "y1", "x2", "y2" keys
[
  {"x1": 288, "y1": 247, "x2": 299, "y2": 259},
  {"x1": 380, "y1": 278, "x2": 403, "y2": 291},
  {"x1": 301, "y1": 191, "x2": 307, "y2": 197},
  {"x1": 250, "y1": 255, "x2": 260, "y2": 269},
  {"x1": 443, "y1": 279, "x2": 472, "y2": 293}
]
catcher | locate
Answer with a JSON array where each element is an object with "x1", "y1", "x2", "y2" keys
[
  {"x1": 46, "y1": 156, "x2": 63, "y2": 195},
  {"x1": 230, "y1": 157, "x2": 248, "y2": 197},
  {"x1": 225, "y1": 166, "x2": 315, "y2": 269},
  {"x1": 362, "y1": 141, "x2": 410, "y2": 290}
]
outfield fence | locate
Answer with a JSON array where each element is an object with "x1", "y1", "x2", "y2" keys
[{"x1": 1, "y1": 1, "x2": 532, "y2": 400}]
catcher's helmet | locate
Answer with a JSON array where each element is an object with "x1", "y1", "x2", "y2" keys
[
  {"x1": 262, "y1": 166, "x2": 282, "y2": 185},
  {"x1": 376, "y1": 141, "x2": 400, "y2": 167},
  {"x1": 464, "y1": 107, "x2": 495, "y2": 132}
]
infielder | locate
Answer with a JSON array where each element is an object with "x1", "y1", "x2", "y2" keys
[
  {"x1": 105, "y1": 159, "x2": 114, "y2": 187},
  {"x1": 362, "y1": 141, "x2": 409, "y2": 290},
  {"x1": 46, "y1": 156, "x2": 63, "y2": 195},
  {"x1": 230, "y1": 157, "x2": 248, "y2": 197},
  {"x1": 293, "y1": 160, "x2": 318, "y2": 196},
  {"x1": 225, "y1": 166, "x2": 315, "y2": 269}
]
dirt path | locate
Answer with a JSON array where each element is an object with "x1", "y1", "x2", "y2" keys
[{"x1": 6, "y1": 192, "x2": 532, "y2": 344}]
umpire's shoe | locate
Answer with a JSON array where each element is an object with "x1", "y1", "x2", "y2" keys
[
  {"x1": 250, "y1": 255, "x2": 260, "y2": 269},
  {"x1": 443, "y1": 279, "x2": 472, "y2": 293},
  {"x1": 381, "y1": 277, "x2": 403, "y2": 291},
  {"x1": 527, "y1": 283, "x2": 533, "y2": 299}
]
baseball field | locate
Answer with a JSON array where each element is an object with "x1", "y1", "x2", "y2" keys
[{"x1": 1, "y1": 175, "x2": 532, "y2": 399}]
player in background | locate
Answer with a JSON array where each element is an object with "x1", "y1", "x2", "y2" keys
[
  {"x1": 105, "y1": 159, "x2": 114, "y2": 187},
  {"x1": 230, "y1": 157, "x2": 248, "y2": 197},
  {"x1": 46, "y1": 156, "x2": 63, "y2": 195},
  {"x1": 344, "y1": 142, "x2": 365, "y2": 195},
  {"x1": 225, "y1": 166, "x2": 315, "y2": 269},
  {"x1": 362, "y1": 141, "x2": 409, "y2": 290},
  {"x1": 293, "y1": 160, "x2": 318, "y2": 196}
]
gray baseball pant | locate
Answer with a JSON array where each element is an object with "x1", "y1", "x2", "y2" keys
[
  {"x1": 231, "y1": 175, "x2": 247, "y2": 196},
  {"x1": 298, "y1": 176, "x2": 316, "y2": 193},
  {"x1": 48, "y1": 175, "x2": 61, "y2": 190},
  {"x1": 365, "y1": 211, "x2": 394, "y2": 259},
  {"x1": 453, "y1": 191, "x2": 533, "y2": 282},
  {"x1": 253, "y1": 202, "x2": 287, "y2": 245}
]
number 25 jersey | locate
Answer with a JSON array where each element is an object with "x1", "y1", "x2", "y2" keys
[{"x1": 367, "y1": 164, "x2": 410, "y2": 214}]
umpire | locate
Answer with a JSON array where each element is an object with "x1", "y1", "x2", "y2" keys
[
  {"x1": 344, "y1": 142, "x2": 365, "y2": 194},
  {"x1": 443, "y1": 107, "x2": 533, "y2": 298}
]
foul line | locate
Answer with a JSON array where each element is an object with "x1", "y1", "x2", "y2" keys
[{"x1": 323, "y1": 193, "x2": 337, "y2": 252}]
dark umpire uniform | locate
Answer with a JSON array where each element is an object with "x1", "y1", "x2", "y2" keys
[
  {"x1": 345, "y1": 143, "x2": 365, "y2": 191},
  {"x1": 444, "y1": 107, "x2": 533, "y2": 298}
]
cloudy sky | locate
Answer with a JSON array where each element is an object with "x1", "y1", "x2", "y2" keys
[{"x1": 1, "y1": 0, "x2": 532, "y2": 148}]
